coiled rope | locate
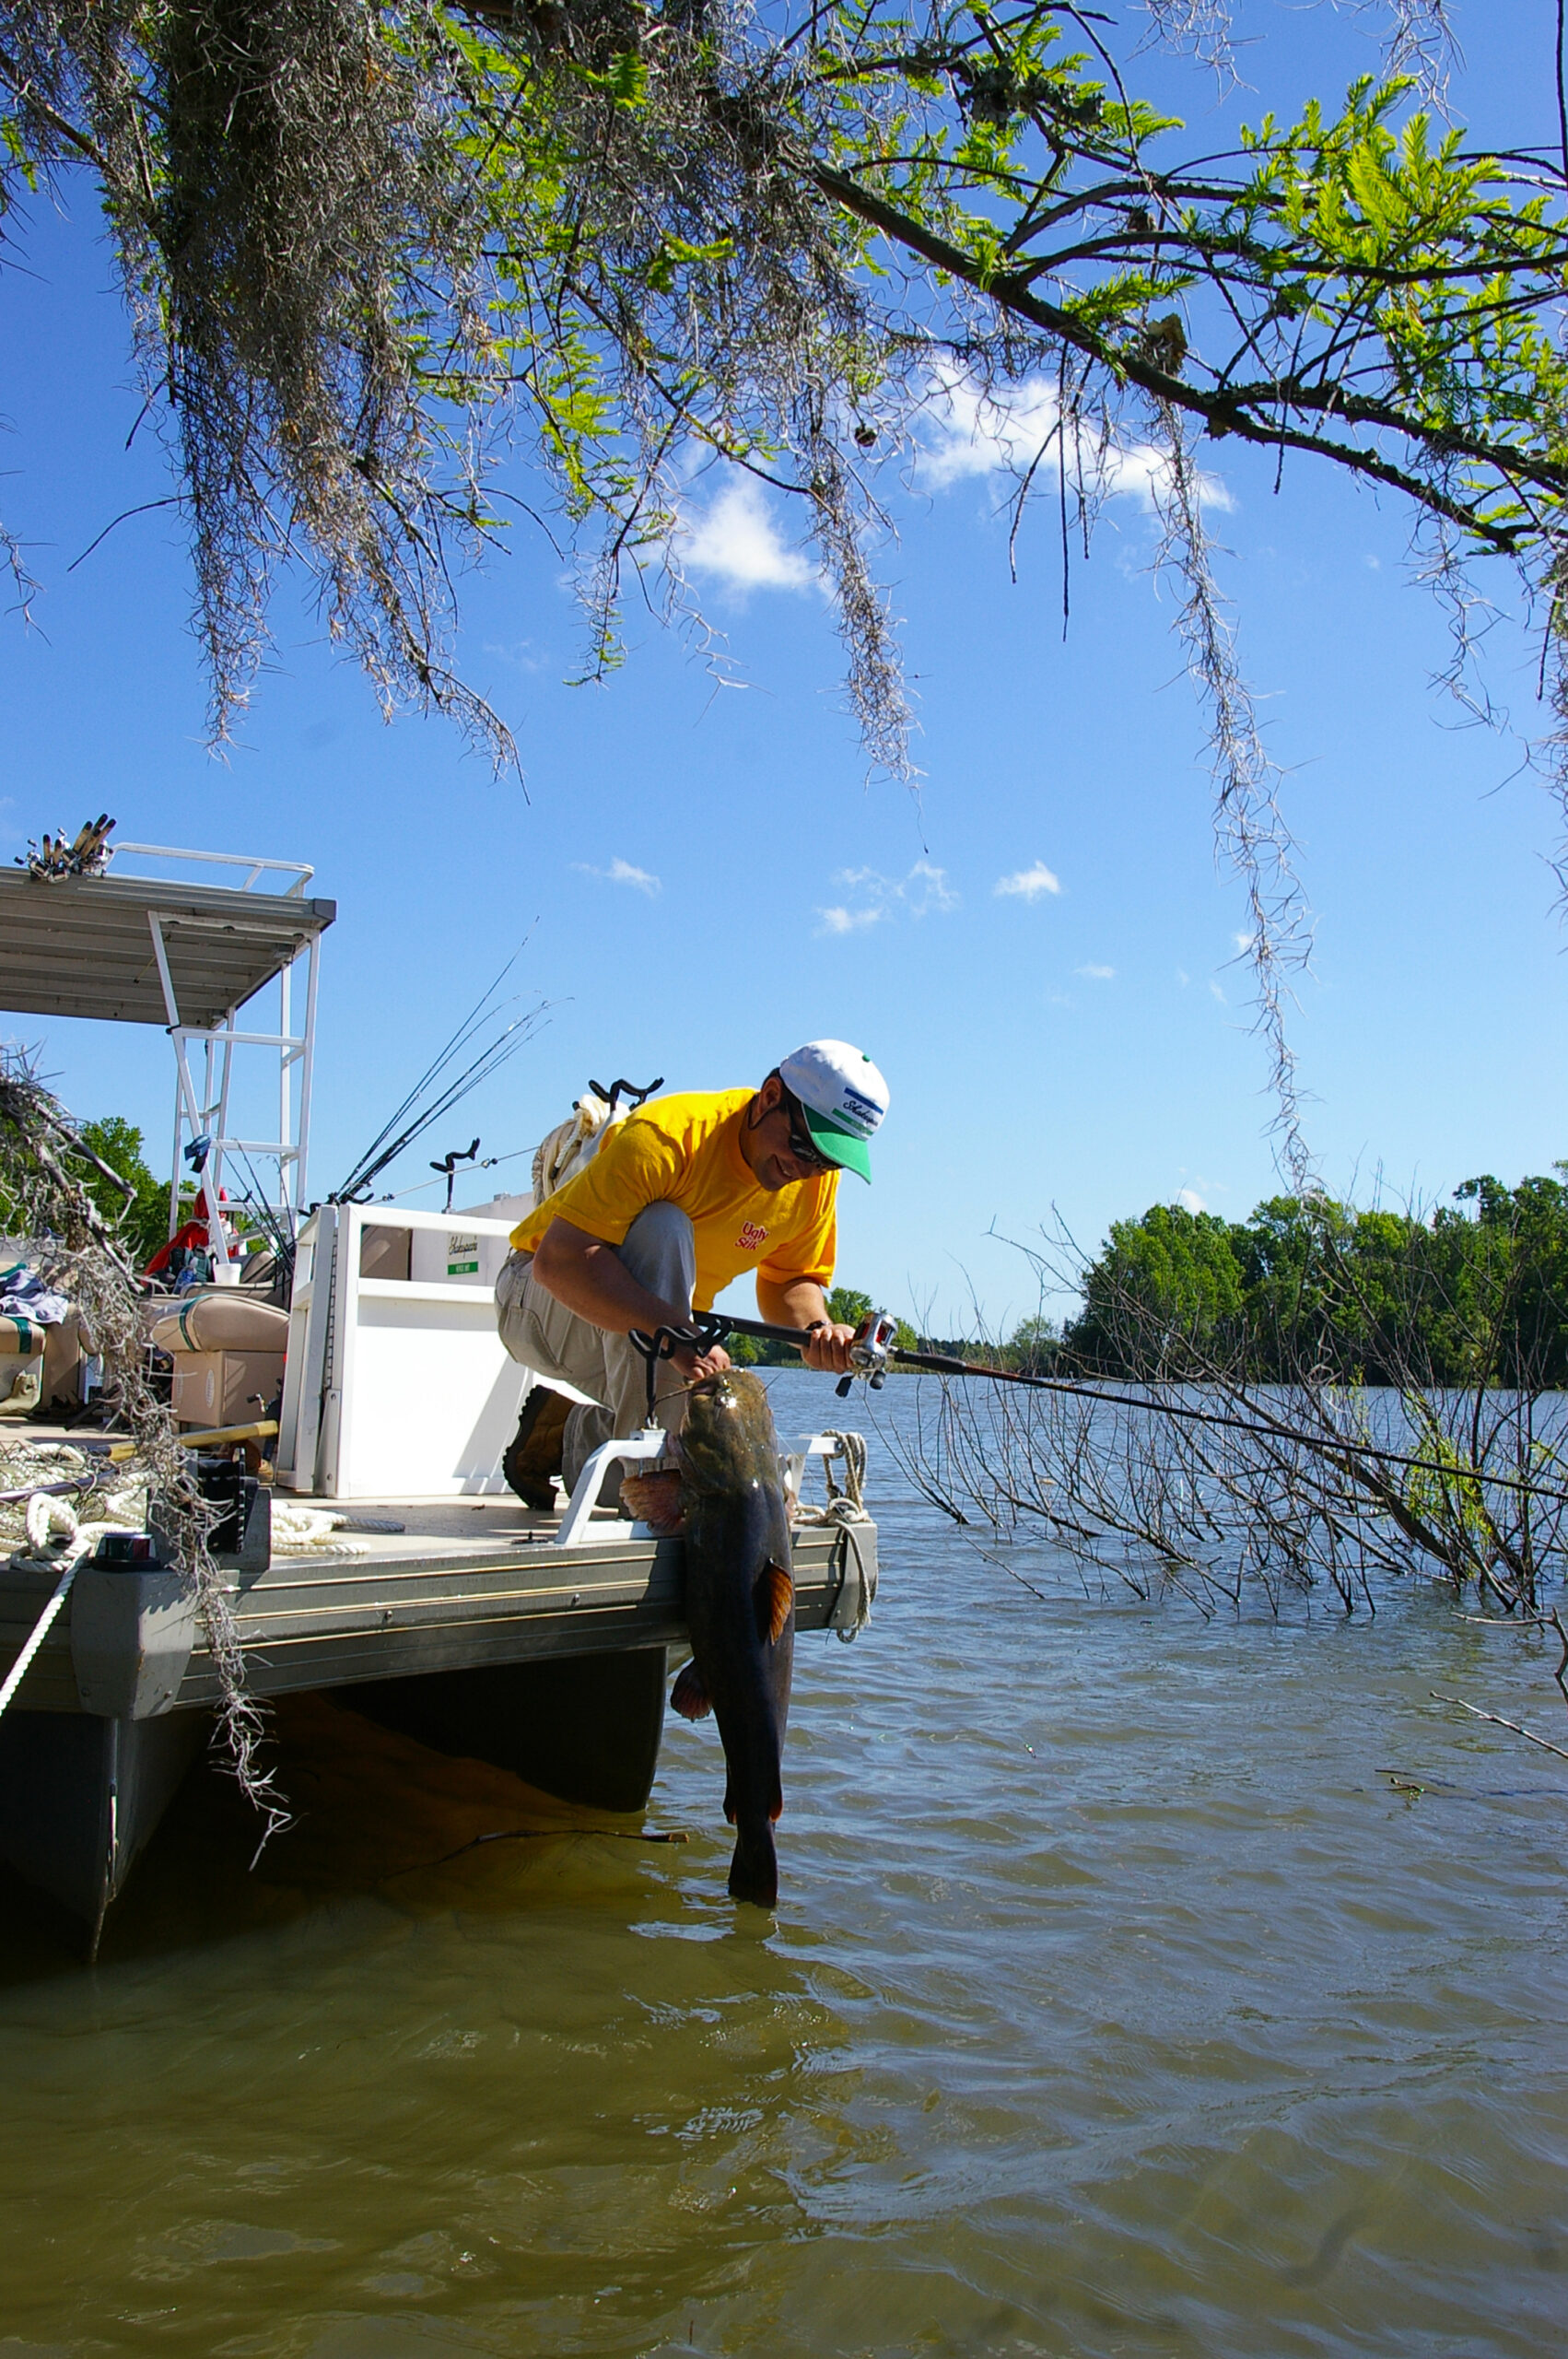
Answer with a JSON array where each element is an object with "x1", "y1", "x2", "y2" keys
[{"x1": 791, "y1": 1431, "x2": 875, "y2": 1638}]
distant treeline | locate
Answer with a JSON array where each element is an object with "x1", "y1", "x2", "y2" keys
[
  {"x1": 731, "y1": 1171, "x2": 1568, "y2": 1391},
  {"x1": 1058, "y1": 1170, "x2": 1568, "y2": 1388}
]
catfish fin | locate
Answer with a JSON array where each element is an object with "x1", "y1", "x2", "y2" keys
[
  {"x1": 728, "y1": 1820, "x2": 778, "y2": 1908},
  {"x1": 671, "y1": 1659, "x2": 712, "y2": 1720},
  {"x1": 754, "y1": 1559, "x2": 794, "y2": 1647}
]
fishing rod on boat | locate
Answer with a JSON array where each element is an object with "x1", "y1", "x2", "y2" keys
[{"x1": 330, "y1": 945, "x2": 547, "y2": 1204}]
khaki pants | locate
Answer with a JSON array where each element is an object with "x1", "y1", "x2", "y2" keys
[{"x1": 494, "y1": 1202, "x2": 696, "y2": 1489}]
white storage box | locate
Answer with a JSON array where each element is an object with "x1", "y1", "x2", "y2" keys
[{"x1": 276, "y1": 1200, "x2": 580, "y2": 1497}]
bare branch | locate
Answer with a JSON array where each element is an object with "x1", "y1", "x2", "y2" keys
[
  {"x1": 0, "y1": 512, "x2": 39, "y2": 627},
  {"x1": 1430, "y1": 1691, "x2": 1568, "y2": 1763}
]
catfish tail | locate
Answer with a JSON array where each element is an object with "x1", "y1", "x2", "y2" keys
[{"x1": 727, "y1": 1816, "x2": 778, "y2": 1909}]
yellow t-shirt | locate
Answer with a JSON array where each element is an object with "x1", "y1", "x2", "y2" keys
[{"x1": 509, "y1": 1088, "x2": 837, "y2": 1312}]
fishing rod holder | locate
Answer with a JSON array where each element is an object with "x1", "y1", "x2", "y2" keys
[{"x1": 554, "y1": 1426, "x2": 668, "y2": 1549}]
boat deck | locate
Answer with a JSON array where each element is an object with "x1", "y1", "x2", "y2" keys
[{"x1": 0, "y1": 1480, "x2": 877, "y2": 1719}]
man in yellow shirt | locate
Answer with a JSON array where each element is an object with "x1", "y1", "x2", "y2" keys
[{"x1": 495, "y1": 1041, "x2": 890, "y2": 1506}]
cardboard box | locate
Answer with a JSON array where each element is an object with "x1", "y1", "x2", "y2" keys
[
  {"x1": 42, "y1": 1318, "x2": 82, "y2": 1406},
  {"x1": 171, "y1": 1349, "x2": 286, "y2": 1428},
  {"x1": 359, "y1": 1224, "x2": 412, "y2": 1281}
]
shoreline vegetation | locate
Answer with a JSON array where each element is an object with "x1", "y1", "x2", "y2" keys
[
  {"x1": 1057, "y1": 1168, "x2": 1568, "y2": 1391},
  {"x1": 872, "y1": 1167, "x2": 1568, "y2": 1628}
]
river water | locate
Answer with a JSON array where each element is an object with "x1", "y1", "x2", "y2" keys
[{"x1": 2, "y1": 1371, "x2": 1565, "y2": 2356}]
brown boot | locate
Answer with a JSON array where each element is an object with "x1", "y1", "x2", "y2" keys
[{"x1": 502, "y1": 1385, "x2": 573, "y2": 1509}]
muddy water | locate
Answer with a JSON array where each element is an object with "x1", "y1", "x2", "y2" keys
[{"x1": 1, "y1": 1371, "x2": 1565, "y2": 2357}]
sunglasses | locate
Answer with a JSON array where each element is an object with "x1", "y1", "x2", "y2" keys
[{"x1": 777, "y1": 1086, "x2": 837, "y2": 1174}]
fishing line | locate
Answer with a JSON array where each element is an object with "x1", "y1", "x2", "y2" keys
[
  {"x1": 685, "y1": 1311, "x2": 1568, "y2": 1510},
  {"x1": 385, "y1": 1824, "x2": 693, "y2": 1875},
  {"x1": 375, "y1": 1144, "x2": 528, "y2": 1203}
]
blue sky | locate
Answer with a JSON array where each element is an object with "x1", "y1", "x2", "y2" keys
[{"x1": 2, "y1": 4, "x2": 1564, "y2": 1334}]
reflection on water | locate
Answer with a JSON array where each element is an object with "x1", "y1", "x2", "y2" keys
[{"x1": 2, "y1": 1372, "x2": 1565, "y2": 2358}]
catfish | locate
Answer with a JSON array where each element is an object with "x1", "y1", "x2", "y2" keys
[{"x1": 669, "y1": 1369, "x2": 795, "y2": 1907}]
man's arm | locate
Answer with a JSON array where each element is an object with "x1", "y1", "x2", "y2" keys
[
  {"x1": 756, "y1": 1275, "x2": 857, "y2": 1375},
  {"x1": 532, "y1": 1217, "x2": 731, "y2": 1378}
]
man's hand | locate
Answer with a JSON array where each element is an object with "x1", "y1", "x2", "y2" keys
[
  {"x1": 672, "y1": 1339, "x2": 731, "y2": 1382},
  {"x1": 800, "y1": 1320, "x2": 857, "y2": 1375},
  {"x1": 758, "y1": 1275, "x2": 860, "y2": 1374}
]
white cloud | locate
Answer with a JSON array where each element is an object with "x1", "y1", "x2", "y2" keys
[
  {"x1": 1075, "y1": 964, "x2": 1116, "y2": 980},
  {"x1": 1177, "y1": 1187, "x2": 1208, "y2": 1214},
  {"x1": 1233, "y1": 931, "x2": 1255, "y2": 954},
  {"x1": 919, "y1": 361, "x2": 1234, "y2": 513},
  {"x1": 574, "y1": 856, "x2": 661, "y2": 897},
  {"x1": 816, "y1": 860, "x2": 957, "y2": 935},
  {"x1": 679, "y1": 477, "x2": 813, "y2": 593},
  {"x1": 1209, "y1": 980, "x2": 1227, "y2": 1003},
  {"x1": 903, "y1": 861, "x2": 959, "y2": 916},
  {"x1": 994, "y1": 860, "x2": 1062, "y2": 902},
  {"x1": 920, "y1": 368, "x2": 1065, "y2": 490},
  {"x1": 1176, "y1": 967, "x2": 1190, "y2": 987},
  {"x1": 484, "y1": 637, "x2": 548, "y2": 674}
]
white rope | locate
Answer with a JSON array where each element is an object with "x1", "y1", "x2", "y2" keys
[
  {"x1": 792, "y1": 1430, "x2": 870, "y2": 1524},
  {"x1": 0, "y1": 1493, "x2": 142, "y2": 1719},
  {"x1": 0, "y1": 1557, "x2": 78, "y2": 1716},
  {"x1": 24, "y1": 1491, "x2": 77, "y2": 1555},
  {"x1": 833, "y1": 1520, "x2": 877, "y2": 1640},
  {"x1": 270, "y1": 1502, "x2": 369, "y2": 1556},
  {"x1": 790, "y1": 1432, "x2": 875, "y2": 1638},
  {"x1": 3, "y1": 1497, "x2": 91, "y2": 1718}
]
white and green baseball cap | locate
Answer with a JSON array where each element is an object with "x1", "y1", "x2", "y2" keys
[{"x1": 778, "y1": 1040, "x2": 890, "y2": 1183}]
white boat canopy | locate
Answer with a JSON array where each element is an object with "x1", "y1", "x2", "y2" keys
[{"x1": 0, "y1": 843, "x2": 334, "y2": 1259}]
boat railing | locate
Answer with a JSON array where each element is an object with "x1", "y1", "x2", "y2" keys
[{"x1": 103, "y1": 841, "x2": 315, "y2": 896}]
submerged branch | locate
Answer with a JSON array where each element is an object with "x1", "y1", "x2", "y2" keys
[{"x1": 1430, "y1": 1691, "x2": 1568, "y2": 1762}]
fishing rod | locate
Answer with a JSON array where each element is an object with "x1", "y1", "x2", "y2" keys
[
  {"x1": 331, "y1": 945, "x2": 546, "y2": 1203},
  {"x1": 662, "y1": 1309, "x2": 1568, "y2": 1509}
]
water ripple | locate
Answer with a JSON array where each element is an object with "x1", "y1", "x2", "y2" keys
[{"x1": 1, "y1": 1373, "x2": 1564, "y2": 2357}]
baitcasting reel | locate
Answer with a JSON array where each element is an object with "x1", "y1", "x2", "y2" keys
[{"x1": 836, "y1": 1309, "x2": 898, "y2": 1398}]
